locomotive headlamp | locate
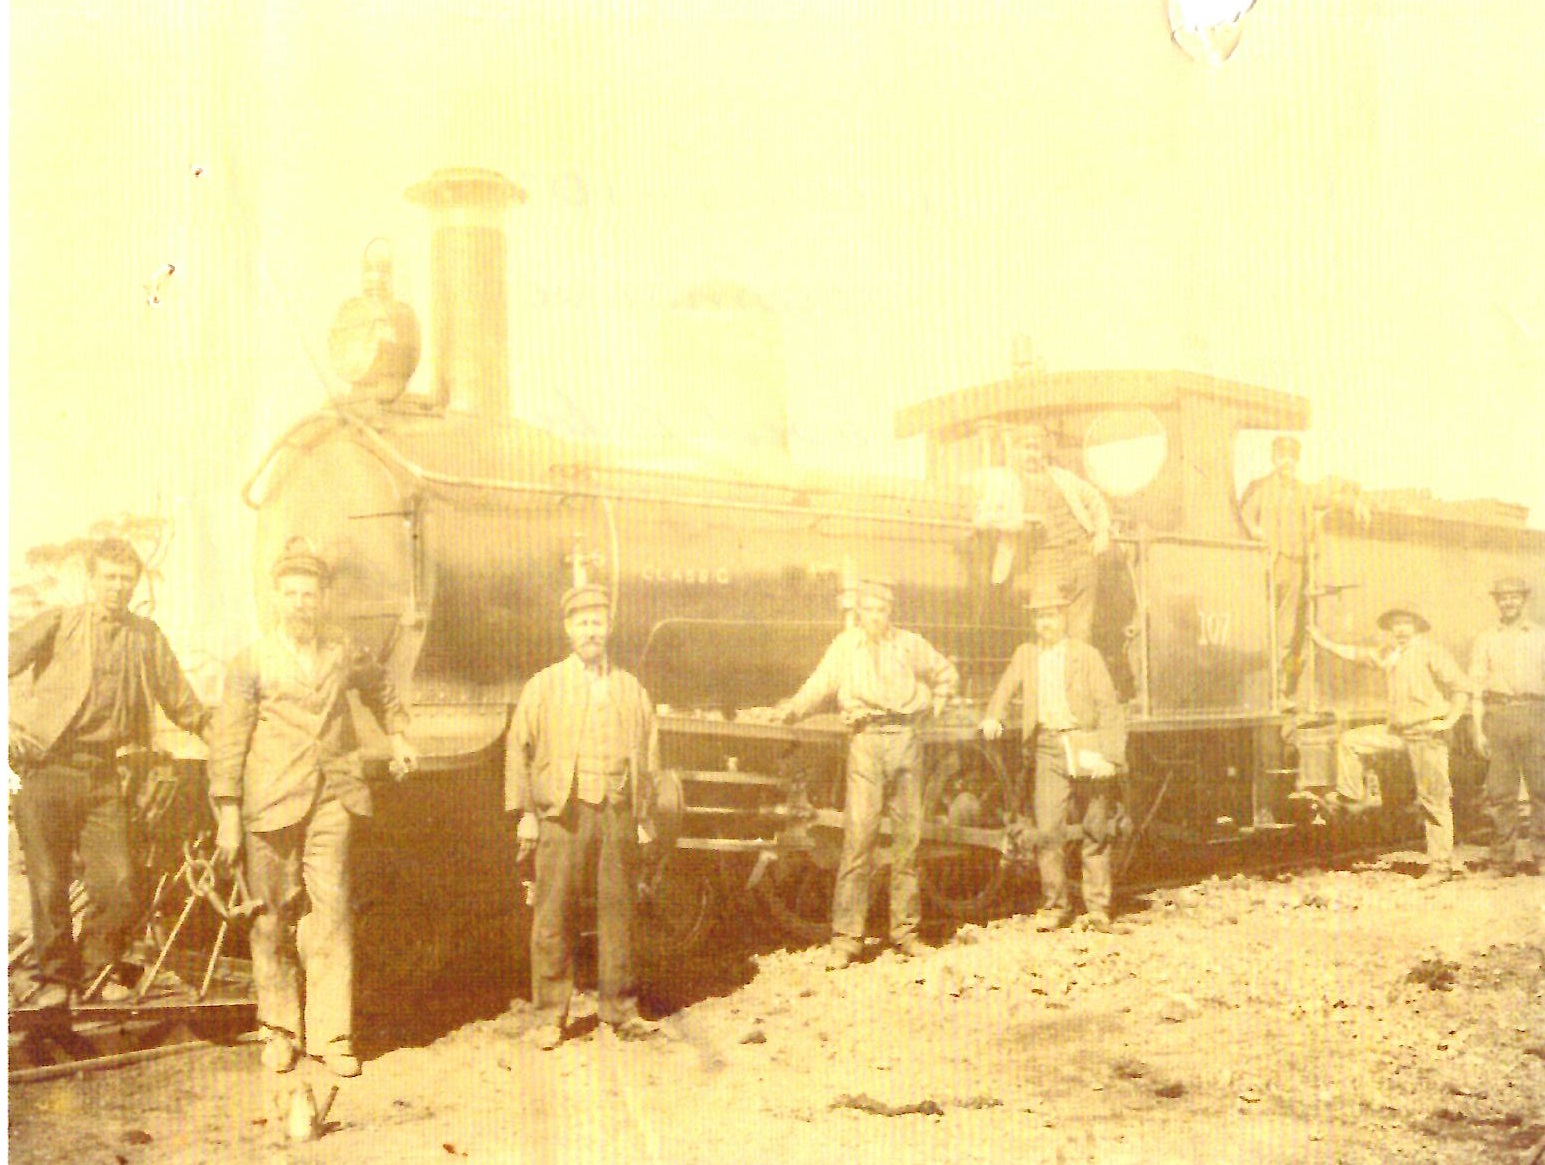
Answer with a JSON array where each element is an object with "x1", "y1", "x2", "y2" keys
[{"x1": 327, "y1": 237, "x2": 421, "y2": 404}]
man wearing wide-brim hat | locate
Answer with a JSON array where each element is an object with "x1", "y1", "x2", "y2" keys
[
  {"x1": 505, "y1": 583, "x2": 662, "y2": 1047},
  {"x1": 981, "y1": 582, "x2": 1126, "y2": 931},
  {"x1": 209, "y1": 536, "x2": 417, "y2": 1077},
  {"x1": 777, "y1": 576, "x2": 960, "y2": 970},
  {"x1": 1309, "y1": 602, "x2": 1471, "y2": 887},
  {"x1": 1467, "y1": 576, "x2": 1545, "y2": 876}
]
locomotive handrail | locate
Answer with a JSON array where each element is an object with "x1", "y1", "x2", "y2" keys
[
  {"x1": 330, "y1": 405, "x2": 978, "y2": 532},
  {"x1": 241, "y1": 412, "x2": 350, "y2": 509},
  {"x1": 564, "y1": 458, "x2": 974, "y2": 514}
]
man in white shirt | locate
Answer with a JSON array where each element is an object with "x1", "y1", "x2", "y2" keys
[{"x1": 1468, "y1": 576, "x2": 1545, "y2": 876}]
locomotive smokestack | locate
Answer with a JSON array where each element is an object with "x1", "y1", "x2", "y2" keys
[{"x1": 405, "y1": 168, "x2": 526, "y2": 419}]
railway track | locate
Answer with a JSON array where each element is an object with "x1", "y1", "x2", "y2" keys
[{"x1": 4, "y1": 792, "x2": 1450, "y2": 1085}]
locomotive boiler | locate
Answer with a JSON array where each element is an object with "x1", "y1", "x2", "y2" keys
[{"x1": 245, "y1": 167, "x2": 1544, "y2": 957}]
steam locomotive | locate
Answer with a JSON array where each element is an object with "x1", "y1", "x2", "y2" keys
[
  {"x1": 238, "y1": 167, "x2": 1545, "y2": 960},
  {"x1": 21, "y1": 165, "x2": 1542, "y2": 1046}
]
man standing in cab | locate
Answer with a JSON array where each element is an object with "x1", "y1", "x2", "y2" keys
[
  {"x1": 1240, "y1": 435, "x2": 1317, "y2": 706},
  {"x1": 506, "y1": 584, "x2": 662, "y2": 1050},
  {"x1": 1468, "y1": 576, "x2": 1545, "y2": 876},
  {"x1": 1310, "y1": 604, "x2": 1470, "y2": 886},
  {"x1": 779, "y1": 577, "x2": 959, "y2": 970},
  {"x1": 981, "y1": 583, "x2": 1126, "y2": 932},
  {"x1": 209, "y1": 537, "x2": 416, "y2": 1077},
  {"x1": 9, "y1": 537, "x2": 210, "y2": 1009},
  {"x1": 973, "y1": 423, "x2": 1111, "y2": 644}
]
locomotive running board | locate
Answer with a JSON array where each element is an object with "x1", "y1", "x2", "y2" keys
[{"x1": 807, "y1": 807, "x2": 1005, "y2": 852}]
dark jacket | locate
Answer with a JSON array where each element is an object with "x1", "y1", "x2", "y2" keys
[
  {"x1": 984, "y1": 637, "x2": 1126, "y2": 766},
  {"x1": 9, "y1": 604, "x2": 208, "y2": 755}
]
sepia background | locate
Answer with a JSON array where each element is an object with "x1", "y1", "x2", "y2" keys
[{"x1": 8, "y1": 1, "x2": 1545, "y2": 663}]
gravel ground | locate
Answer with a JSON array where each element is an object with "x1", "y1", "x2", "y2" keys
[{"x1": 8, "y1": 849, "x2": 1544, "y2": 1165}]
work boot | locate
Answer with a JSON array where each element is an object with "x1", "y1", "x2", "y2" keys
[
  {"x1": 260, "y1": 1027, "x2": 299, "y2": 1074},
  {"x1": 28, "y1": 981, "x2": 71, "y2": 1012},
  {"x1": 318, "y1": 1040, "x2": 361, "y2": 1078},
  {"x1": 81, "y1": 964, "x2": 136, "y2": 1004},
  {"x1": 1076, "y1": 911, "x2": 1112, "y2": 933},
  {"x1": 893, "y1": 936, "x2": 931, "y2": 960},
  {"x1": 1486, "y1": 857, "x2": 1518, "y2": 878},
  {"x1": 531, "y1": 1023, "x2": 563, "y2": 1051},
  {"x1": 825, "y1": 941, "x2": 860, "y2": 971},
  {"x1": 1416, "y1": 866, "x2": 1452, "y2": 889},
  {"x1": 1033, "y1": 908, "x2": 1073, "y2": 932},
  {"x1": 611, "y1": 1016, "x2": 663, "y2": 1042},
  {"x1": 1518, "y1": 858, "x2": 1542, "y2": 877}
]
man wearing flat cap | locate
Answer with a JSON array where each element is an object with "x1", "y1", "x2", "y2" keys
[
  {"x1": 982, "y1": 582, "x2": 1126, "y2": 931},
  {"x1": 505, "y1": 583, "x2": 661, "y2": 1048},
  {"x1": 778, "y1": 577, "x2": 959, "y2": 970},
  {"x1": 1240, "y1": 435, "x2": 1316, "y2": 704},
  {"x1": 1310, "y1": 604, "x2": 1470, "y2": 886},
  {"x1": 9, "y1": 536, "x2": 210, "y2": 1009},
  {"x1": 1468, "y1": 577, "x2": 1545, "y2": 876},
  {"x1": 209, "y1": 536, "x2": 416, "y2": 1077}
]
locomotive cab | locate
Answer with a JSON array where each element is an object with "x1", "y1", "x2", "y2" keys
[{"x1": 897, "y1": 370, "x2": 1308, "y2": 723}]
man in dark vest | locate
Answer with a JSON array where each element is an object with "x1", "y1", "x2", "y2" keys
[{"x1": 9, "y1": 537, "x2": 209, "y2": 1009}]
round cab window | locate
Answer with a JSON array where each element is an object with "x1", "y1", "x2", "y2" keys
[{"x1": 1083, "y1": 408, "x2": 1168, "y2": 497}]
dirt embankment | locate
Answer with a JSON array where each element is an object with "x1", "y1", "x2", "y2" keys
[{"x1": 9, "y1": 858, "x2": 1544, "y2": 1165}]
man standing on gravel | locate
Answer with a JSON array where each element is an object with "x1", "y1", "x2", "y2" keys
[
  {"x1": 1309, "y1": 604, "x2": 1470, "y2": 887},
  {"x1": 779, "y1": 577, "x2": 959, "y2": 970},
  {"x1": 9, "y1": 537, "x2": 210, "y2": 1010},
  {"x1": 981, "y1": 583, "x2": 1126, "y2": 932},
  {"x1": 209, "y1": 537, "x2": 416, "y2": 1077},
  {"x1": 1468, "y1": 576, "x2": 1545, "y2": 877},
  {"x1": 506, "y1": 584, "x2": 662, "y2": 1049}
]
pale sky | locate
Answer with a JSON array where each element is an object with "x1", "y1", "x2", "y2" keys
[{"x1": 9, "y1": 1, "x2": 1545, "y2": 653}]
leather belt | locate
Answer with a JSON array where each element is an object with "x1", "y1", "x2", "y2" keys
[
  {"x1": 50, "y1": 746, "x2": 119, "y2": 770},
  {"x1": 856, "y1": 713, "x2": 920, "y2": 731}
]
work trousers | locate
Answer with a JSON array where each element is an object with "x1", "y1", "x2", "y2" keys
[
  {"x1": 1269, "y1": 553, "x2": 1309, "y2": 699},
  {"x1": 13, "y1": 756, "x2": 137, "y2": 985},
  {"x1": 1481, "y1": 702, "x2": 1545, "y2": 865},
  {"x1": 833, "y1": 727, "x2": 923, "y2": 948},
  {"x1": 1023, "y1": 543, "x2": 1098, "y2": 644},
  {"x1": 245, "y1": 794, "x2": 355, "y2": 1053},
  {"x1": 1337, "y1": 724, "x2": 1454, "y2": 869},
  {"x1": 531, "y1": 795, "x2": 640, "y2": 1027},
  {"x1": 1031, "y1": 744, "x2": 1115, "y2": 916}
]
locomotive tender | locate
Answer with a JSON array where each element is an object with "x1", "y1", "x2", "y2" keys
[{"x1": 247, "y1": 168, "x2": 1544, "y2": 951}]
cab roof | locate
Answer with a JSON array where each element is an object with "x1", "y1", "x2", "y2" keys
[{"x1": 894, "y1": 369, "x2": 1310, "y2": 440}]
